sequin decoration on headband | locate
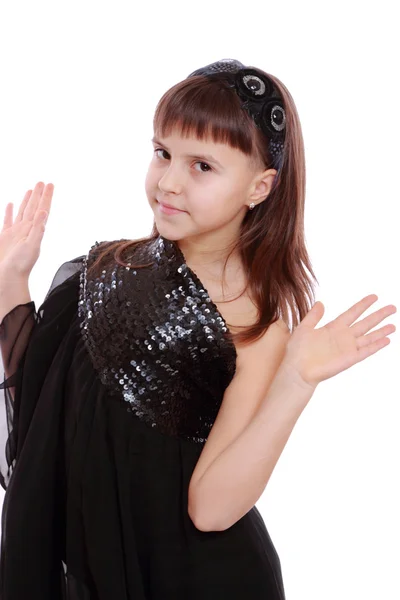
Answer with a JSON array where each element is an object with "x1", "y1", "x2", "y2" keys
[{"x1": 187, "y1": 59, "x2": 286, "y2": 170}]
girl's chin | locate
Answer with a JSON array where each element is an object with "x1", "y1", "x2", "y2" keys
[{"x1": 153, "y1": 216, "x2": 183, "y2": 236}]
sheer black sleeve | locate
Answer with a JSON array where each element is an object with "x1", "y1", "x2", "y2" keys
[{"x1": 0, "y1": 256, "x2": 84, "y2": 490}]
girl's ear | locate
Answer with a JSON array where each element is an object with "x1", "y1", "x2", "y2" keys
[{"x1": 249, "y1": 168, "x2": 278, "y2": 204}]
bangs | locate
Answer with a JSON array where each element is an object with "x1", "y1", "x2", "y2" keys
[{"x1": 153, "y1": 75, "x2": 258, "y2": 158}]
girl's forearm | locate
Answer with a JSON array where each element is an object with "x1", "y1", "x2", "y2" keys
[
  {"x1": 190, "y1": 361, "x2": 317, "y2": 531},
  {"x1": 0, "y1": 275, "x2": 31, "y2": 325}
]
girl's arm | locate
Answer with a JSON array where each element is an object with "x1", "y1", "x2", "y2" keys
[
  {"x1": 189, "y1": 295, "x2": 396, "y2": 531},
  {"x1": 188, "y1": 359, "x2": 314, "y2": 531},
  {"x1": 0, "y1": 277, "x2": 35, "y2": 403}
]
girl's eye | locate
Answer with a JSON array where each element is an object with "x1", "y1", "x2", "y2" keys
[
  {"x1": 194, "y1": 162, "x2": 212, "y2": 173},
  {"x1": 154, "y1": 148, "x2": 169, "y2": 160},
  {"x1": 154, "y1": 148, "x2": 212, "y2": 173}
]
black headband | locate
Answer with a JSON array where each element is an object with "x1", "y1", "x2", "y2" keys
[{"x1": 187, "y1": 58, "x2": 286, "y2": 171}]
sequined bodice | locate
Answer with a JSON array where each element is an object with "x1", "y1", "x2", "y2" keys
[{"x1": 78, "y1": 236, "x2": 237, "y2": 444}]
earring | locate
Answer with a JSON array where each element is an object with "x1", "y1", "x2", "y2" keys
[{"x1": 249, "y1": 202, "x2": 255, "y2": 210}]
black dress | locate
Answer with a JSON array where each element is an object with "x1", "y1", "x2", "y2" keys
[{"x1": 0, "y1": 235, "x2": 286, "y2": 599}]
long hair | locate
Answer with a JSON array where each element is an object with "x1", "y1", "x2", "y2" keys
[{"x1": 87, "y1": 67, "x2": 318, "y2": 345}]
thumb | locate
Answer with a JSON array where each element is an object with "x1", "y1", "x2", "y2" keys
[{"x1": 303, "y1": 301, "x2": 325, "y2": 329}]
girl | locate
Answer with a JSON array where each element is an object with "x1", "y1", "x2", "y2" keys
[{"x1": 0, "y1": 59, "x2": 396, "y2": 599}]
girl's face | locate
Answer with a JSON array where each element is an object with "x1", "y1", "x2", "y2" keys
[{"x1": 145, "y1": 128, "x2": 274, "y2": 244}]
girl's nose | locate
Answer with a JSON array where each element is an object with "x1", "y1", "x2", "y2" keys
[{"x1": 158, "y1": 164, "x2": 184, "y2": 195}]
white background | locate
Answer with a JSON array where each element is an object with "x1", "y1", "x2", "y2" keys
[{"x1": 0, "y1": 1, "x2": 399, "y2": 598}]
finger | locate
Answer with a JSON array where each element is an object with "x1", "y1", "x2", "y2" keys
[
  {"x1": 355, "y1": 336, "x2": 391, "y2": 363},
  {"x1": 357, "y1": 323, "x2": 396, "y2": 349},
  {"x1": 334, "y1": 294, "x2": 378, "y2": 328},
  {"x1": 23, "y1": 181, "x2": 45, "y2": 221},
  {"x1": 15, "y1": 189, "x2": 33, "y2": 224},
  {"x1": 37, "y1": 183, "x2": 54, "y2": 215},
  {"x1": 2, "y1": 203, "x2": 13, "y2": 230},
  {"x1": 300, "y1": 301, "x2": 325, "y2": 329},
  {"x1": 351, "y1": 305, "x2": 397, "y2": 337}
]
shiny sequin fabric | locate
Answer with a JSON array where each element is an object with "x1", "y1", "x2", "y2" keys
[{"x1": 78, "y1": 235, "x2": 237, "y2": 444}]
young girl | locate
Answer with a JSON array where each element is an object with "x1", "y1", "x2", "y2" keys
[{"x1": 0, "y1": 59, "x2": 396, "y2": 599}]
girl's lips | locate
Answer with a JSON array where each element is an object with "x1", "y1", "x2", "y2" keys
[{"x1": 157, "y1": 200, "x2": 185, "y2": 215}]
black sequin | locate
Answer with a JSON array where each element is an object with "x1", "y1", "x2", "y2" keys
[{"x1": 78, "y1": 235, "x2": 237, "y2": 444}]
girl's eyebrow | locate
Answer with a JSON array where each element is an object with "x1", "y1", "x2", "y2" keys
[{"x1": 151, "y1": 137, "x2": 223, "y2": 169}]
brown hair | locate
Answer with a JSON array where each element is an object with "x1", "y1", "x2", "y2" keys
[{"x1": 87, "y1": 67, "x2": 318, "y2": 345}]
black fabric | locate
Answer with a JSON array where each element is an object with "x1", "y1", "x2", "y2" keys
[{"x1": 0, "y1": 236, "x2": 286, "y2": 599}]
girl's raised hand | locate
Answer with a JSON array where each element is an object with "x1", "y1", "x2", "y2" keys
[
  {"x1": 0, "y1": 182, "x2": 53, "y2": 280},
  {"x1": 284, "y1": 295, "x2": 397, "y2": 388}
]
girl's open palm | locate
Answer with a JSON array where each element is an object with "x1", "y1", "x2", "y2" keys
[
  {"x1": 0, "y1": 181, "x2": 53, "y2": 279},
  {"x1": 285, "y1": 295, "x2": 397, "y2": 388}
]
